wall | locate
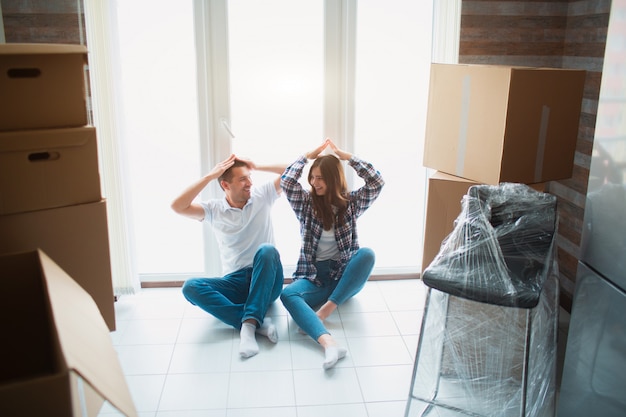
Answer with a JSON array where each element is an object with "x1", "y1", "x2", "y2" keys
[{"x1": 459, "y1": 0, "x2": 611, "y2": 310}]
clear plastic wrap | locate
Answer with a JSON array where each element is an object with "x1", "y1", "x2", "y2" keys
[
  {"x1": 422, "y1": 183, "x2": 558, "y2": 308},
  {"x1": 405, "y1": 273, "x2": 559, "y2": 417},
  {"x1": 405, "y1": 182, "x2": 560, "y2": 416}
]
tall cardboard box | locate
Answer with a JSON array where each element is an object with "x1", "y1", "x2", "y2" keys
[
  {"x1": 0, "y1": 200, "x2": 115, "y2": 330},
  {"x1": 423, "y1": 63, "x2": 586, "y2": 185},
  {"x1": 0, "y1": 250, "x2": 136, "y2": 417},
  {"x1": 0, "y1": 126, "x2": 102, "y2": 215},
  {"x1": 0, "y1": 43, "x2": 89, "y2": 131}
]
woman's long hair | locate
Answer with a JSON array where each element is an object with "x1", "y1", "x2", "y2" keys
[{"x1": 308, "y1": 155, "x2": 348, "y2": 230}]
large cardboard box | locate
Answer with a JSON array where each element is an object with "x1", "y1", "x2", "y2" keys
[
  {"x1": 0, "y1": 200, "x2": 115, "y2": 330},
  {"x1": 0, "y1": 250, "x2": 136, "y2": 417},
  {"x1": 421, "y1": 171, "x2": 548, "y2": 273},
  {"x1": 423, "y1": 63, "x2": 586, "y2": 185},
  {"x1": 0, "y1": 126, "x2": 102, "y2": 215},
  {"x1": 0, "y1": 43, "x2": 88, "y2": 131}
]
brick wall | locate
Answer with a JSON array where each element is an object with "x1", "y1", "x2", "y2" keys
[
  {"x1": 459, "y1": 0, "x2": 611, "y2": 310},
  {"x1": 1, "y1": 0, "x2": 85, "y2": 44}
]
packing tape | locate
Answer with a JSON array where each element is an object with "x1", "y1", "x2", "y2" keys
[
  {"x1": 535, "y1": 105, "x2": 550, "y2": 182},
  {"x1": 456, "y1": 75, "x2": 471, "y2": 177}
]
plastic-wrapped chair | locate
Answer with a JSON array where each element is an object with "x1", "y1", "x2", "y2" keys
[{"x1": 406, "y1": 183, "x2": 559, "y2": 417}]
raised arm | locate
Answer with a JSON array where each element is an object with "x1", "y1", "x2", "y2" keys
[
  {"x1": 328, "y1": 139, "x2": 385, "y2": 216},
  {"x1": 171, "y1": 154, "x2": 237, "y2": 220},
  {"x1": 237, "y1": 156, "x2": 287, "y2": 193}
]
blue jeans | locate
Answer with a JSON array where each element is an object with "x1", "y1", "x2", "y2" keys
[
  {"x1": 280, "y1": 247, "x2": 375, "y2": 341},
  {"x1": 182, "y1": 244, "x2": 284, "y2": 329}
]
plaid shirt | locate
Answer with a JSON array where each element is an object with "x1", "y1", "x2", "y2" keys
[{"x1": 281, "y1": 155, "x2": 385, "y2": 284}]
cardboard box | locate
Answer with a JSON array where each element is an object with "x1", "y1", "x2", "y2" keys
[
  {"x1": 0, "y1": 43, "x2": 88, "y2": 131},
  {"x1": 422, "y1": 172, "x2": 480, "y2": 272},
  {"x1": 423, "y1": 63, "x2": 586, "y2": 185},
  {"x1": 421, "y1": 171, "x2": 548, "y2": 273},
  {"x1": 0, "y1": 200, "x2": 116, "y2": 330},
  {"x1": 0, "y1": 126, "x2": 102, "y2": 215},
  {"x1": 0, "y1": 250, "x2": 136, "y2": 417}
]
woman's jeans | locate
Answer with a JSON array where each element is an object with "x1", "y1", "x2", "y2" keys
[
  {"x1": 182, "y1": 244, "x2": 284, "y2": 329},
  {"x1": 280, "y1": 247, "x2": 375, "y2": 341}
]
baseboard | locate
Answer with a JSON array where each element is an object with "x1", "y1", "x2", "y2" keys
[{"x1": 140, "y1": 273, "x2": 421, "y2": 288}]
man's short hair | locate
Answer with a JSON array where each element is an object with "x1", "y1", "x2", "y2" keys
[{"x1": 218, "y1": 160, "x2": 248, "y2": 188}]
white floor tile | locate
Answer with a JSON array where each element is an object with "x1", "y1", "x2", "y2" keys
[
  {"x1": 118, "y1": 319, "x2": 181, "y2": 345},
  {"x1": 125, "y1": 374, "x2": 167, "y2": 413},
  {"x1": 292, "y1": 368, "x2": 363, "y2": 406},
  {"x1": 116, "y1": 344, "x2": 175, "y2": 375},
  {"x1": 157, "y1": 411, "x2": 225, "y2": 417},
  {"x1": 379, "y1": 279, "x2": 428, "y2": 311},
  {"x1": 340, "y1": 311, "x2": 400, "y2": 337},
  {"x1": 226, "y1": 407, "x2": 297, "y2": 417},
  {"x1": 227, "y1": 370, "x2": 296, "y2": 408},
  {"x1": 297, "y1": 403, "x2": 368, "y2": 417},
  {"x1": 366, "y1": 400, "x2": 407, "y2": 417},
  {"x1": 392, "y1": 309, "x2": 424, "y2": 335},
  {"x1": 355, "y1": 364, "x2": 414, "y2": 402},
  {"x1": 132, "y1": 296, "x2": 187, "y2": 320},
  {"x1": 347, "y1": 336, "x2": 414, "y2": 367},
  {"x1": 176, "y1": 317, "x2": 235, "y2": 344},
  {"x1": 159, "y1": 373, "x2": 230, "y2": 410},
  {"x1": 169, "y1": 340, "x2": 234, "y2": 374}
]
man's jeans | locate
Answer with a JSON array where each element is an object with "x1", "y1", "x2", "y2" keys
[
  {"x1": 280, "y1": 247, "x2": 375, "y2": 341},
  {"x1": 182, "y1": 244, "x2": 284, "y2": 329}
]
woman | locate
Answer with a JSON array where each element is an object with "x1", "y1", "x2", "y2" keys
[{"x1": 280, "y1": 138, "x2": 385, "y2": 370}]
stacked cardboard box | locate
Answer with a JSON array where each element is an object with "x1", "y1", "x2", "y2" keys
[
  {"x1": 0, "y1": 44, "x2": 115, "y2": 330},
  {"x1": 421, "y1": 63, "x2": 586, "y2": 272}
]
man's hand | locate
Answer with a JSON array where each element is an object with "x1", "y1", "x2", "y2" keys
[
  {"x1": 208, "y1": 154, "x2": 237, "y2": 178},
  {"x1": 235, "y1": 155, "x2": 257, "y2": 170}
]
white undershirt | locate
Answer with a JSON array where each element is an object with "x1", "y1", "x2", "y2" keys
[{"x1": 316, "y1": 226, "x2": 340, "y2": 261}]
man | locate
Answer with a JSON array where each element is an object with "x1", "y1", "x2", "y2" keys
[{"x1": 171, "y1": 154, "x2": 286, "y2": 358}]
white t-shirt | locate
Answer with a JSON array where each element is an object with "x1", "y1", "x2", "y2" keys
[
  {"x1": 316, "y1": 226, "x2": 340, "y2": 261},
  {"x1": 201, "y1": 181, "x2": 280, "y2": 274}
]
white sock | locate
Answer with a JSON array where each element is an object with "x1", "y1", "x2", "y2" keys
[
  {"x1": 256, "y1": 317, "x2": 278, "y2": 343},
  {"x1": 239, "y1": 322, "x2": 259, "y2": 358},
  {"x1": 323, "y1": 345, "x2": 347, "y2": 370}
]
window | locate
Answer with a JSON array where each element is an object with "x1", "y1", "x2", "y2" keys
[{"x1": 105, "y1": 0, "x2": 455, "y2": 284}]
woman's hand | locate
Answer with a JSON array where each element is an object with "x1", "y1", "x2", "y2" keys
[
  {"x1": 305, "y1": 138, "x2": 331, "y2": 160},
  {"x1": 327, "y1": 139, "x2": 352, "y2": 161}
]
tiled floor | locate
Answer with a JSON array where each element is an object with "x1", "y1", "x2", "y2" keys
[
  {"x1": 102, "y1": 278, "x2": 570, "y2": 417},
  {"x1": 102, "y1": 279, "x2": 427, "y2": 417}
]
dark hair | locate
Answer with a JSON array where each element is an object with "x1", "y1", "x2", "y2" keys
[
  {"x1": 218, "y1": 160, "x2": 248, "y2": 190},
  {"x1": 308, "y1": 155, "x2": 348, "y2": 230}
]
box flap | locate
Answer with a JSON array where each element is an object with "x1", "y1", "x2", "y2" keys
[
  {"x1": 39, "y1": 250, "x2": 137, "y2": 417},
  {"x1": 0, "y1": 43, "x2": 88, "y2": 56}
]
